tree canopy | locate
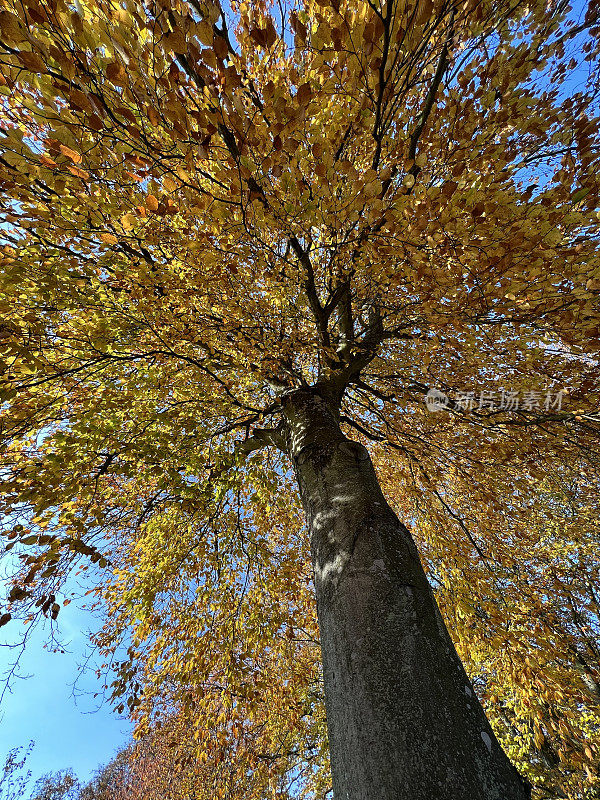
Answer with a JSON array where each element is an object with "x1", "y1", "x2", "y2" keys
[{"x1": 1, "y1": 0, "x2": 600, "y2": 796}]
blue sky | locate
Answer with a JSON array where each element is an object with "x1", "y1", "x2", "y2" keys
[{"x1": 0, "y1": 600, "x2": 132, "y2": 791}]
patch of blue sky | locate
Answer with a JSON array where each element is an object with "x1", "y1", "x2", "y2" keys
[{"x1": 0, "y1": 596, "x2": 132, "y2": 788}]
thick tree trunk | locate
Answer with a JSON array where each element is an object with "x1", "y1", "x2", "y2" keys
[{"x1": 282, "y1": 387, "x2": 531, "y2": 800}]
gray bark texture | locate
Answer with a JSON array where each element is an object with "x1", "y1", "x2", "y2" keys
[{"x1": 282, "y1": 387, "x2": 531, "y2": 800}]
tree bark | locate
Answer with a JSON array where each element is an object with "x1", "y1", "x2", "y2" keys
[{"x1": 282, "y1": 387, "x2": 531, "y2": 800}]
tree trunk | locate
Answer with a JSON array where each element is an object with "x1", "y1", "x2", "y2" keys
[{"x1": 282, "y1": 387, "x2": 531, "y2": 800}]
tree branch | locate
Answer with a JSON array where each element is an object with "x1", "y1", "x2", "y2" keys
[{"x1": 237, "y1": 425, "x2": 287, "y2": 456}]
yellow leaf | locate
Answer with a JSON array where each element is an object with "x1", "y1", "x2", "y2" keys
[{"x1": 121, "y1": 213, "x2": 136, "y2": 231}]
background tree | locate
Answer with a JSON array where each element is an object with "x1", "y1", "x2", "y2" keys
[
  {"x1": 29, "y1": 770, "x2": 80, "y2": 800},
  {"x1": 76, "y1": 750, "x2": 134, "y2": 800},
  {"x1": 0, "y1": 744, "x2": 33, "y2": 800},
  {"x1": 75, "y1": 723, "x2": 314, "y2": 800},
  {"x1": 1, "y1": 0, "x2": 600, "y2": 797}
]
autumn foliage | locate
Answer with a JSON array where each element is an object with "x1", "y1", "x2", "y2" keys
[{"x1": 1, "y1": 0, "x2": 600, "y2": 796}]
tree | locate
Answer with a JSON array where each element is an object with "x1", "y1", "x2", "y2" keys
[
  {"x1": 76, "y1": 725, "x2": 294, "y2": 800},
  {"x1": 1, "y1": 0, "x2": 599, "y2": 796},
  {"x1": 0, "y1": 744, "x2": 33, "y2": 800},
  {"x1": 77, "y1": 750, "x2": 134, "y2": 800},
  {"x1": 29, "y1": 770, "x2": 80, "y2": 800}
]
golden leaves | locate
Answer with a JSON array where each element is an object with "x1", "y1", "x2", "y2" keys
[{"x1": 1, "y1": 0, "x2": 599, "y2": 796}]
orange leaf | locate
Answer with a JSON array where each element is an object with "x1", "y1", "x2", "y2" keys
[
  {"x1": 67, "y1": 164, "x2": 90, "y2": 180},
  {"x1": 59, "y1": 144, "x2": 82, "y2": 164}
]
